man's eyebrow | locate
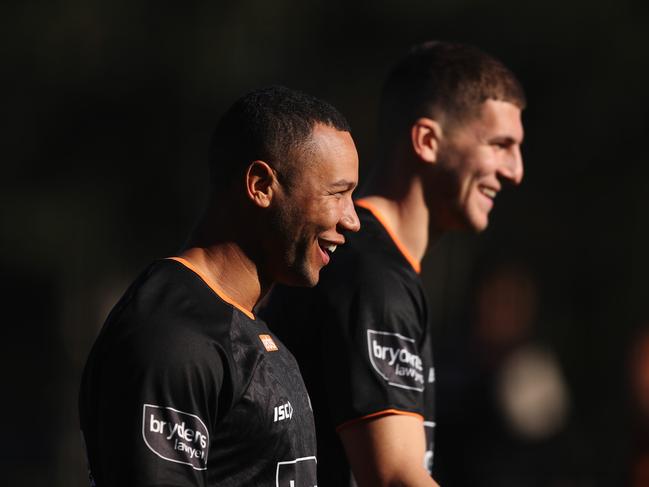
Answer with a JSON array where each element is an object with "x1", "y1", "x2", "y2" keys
[
  {"x1": 330, "y1": 179, "x2": 357, "y2": 190},
  {"x1": 489, "y1": 135, "x2": 523, "y2": 145}
]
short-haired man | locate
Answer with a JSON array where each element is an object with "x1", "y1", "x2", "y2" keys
[
  {"x1": 79, "y1": 86, "x2": 360, "y2": 486},
  {"x1": 262, "y1": 42, "x2": 526, "y2": 486}
]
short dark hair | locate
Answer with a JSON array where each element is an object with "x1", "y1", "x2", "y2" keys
[
  {"x1": 208, "y1": 86, "x2": 351, "y2": 190},
  {"x1": 379, "y1": 41, "x2": 526, "y2": 140}
]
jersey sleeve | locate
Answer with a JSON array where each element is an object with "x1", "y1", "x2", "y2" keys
[
  {"x1": 83, "y1": 327, "x2": 226, "y2": 487},
  {"x1": 317, "y1": 263, "x2": 429, "y2": 429}
]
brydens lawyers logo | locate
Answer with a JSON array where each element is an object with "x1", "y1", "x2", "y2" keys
[
  {"x1": 367, "y1": 329, "x2": 425, "y2": 391},
  {"x1": 259, "y1": 334, "x2": 279, "y2": 352},
  {"x1": 142, "y1": 404, "x2": 209, "y2": 470}
]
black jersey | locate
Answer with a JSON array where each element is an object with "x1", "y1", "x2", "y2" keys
[
  {"x1": 79, "y1": 257, "x2": 317, "y2": 487},
  {"x1": 261, "y1": 201, "x2": 435, "y2": 486}
]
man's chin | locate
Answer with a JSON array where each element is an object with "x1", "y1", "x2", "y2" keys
[
  {"x1": 464, "y1": 210, "x2": 490, "y2": 233},
  {"x1": 444, "y1": 218, "x2": 488, "y2": 234},
  {"x1": 276, "y1": 268, "x2": 320, "y2": 288},
  {"x1": 301, "y1": 270, "x2": 320, "y2": 288},
  {"x1": 470, "y1": 220, "x2": 489, "y2": 233}
]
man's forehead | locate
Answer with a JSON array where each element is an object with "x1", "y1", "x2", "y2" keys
[
  {"x1": 309, "y1": 123, "x2": 353, "y2": 145},
  {"x1": 475, "y1": 99, "x2": 524, "y2": 139},
  {"x1": 293, "y1": 124, "x2": 358, "y2": 183},
  {"x1": 480, "y1": 99, "x2": 523, "y2": 121}
]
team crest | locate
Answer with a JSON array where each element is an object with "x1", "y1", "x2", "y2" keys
[{"x1": 259, "y1": 334, "x2": 279, "y2": 352}]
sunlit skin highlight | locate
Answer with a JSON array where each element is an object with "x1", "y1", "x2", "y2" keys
[
  {"x1": 432, "y1": 99, "x2": 524, "y2": 232},
  {"x1": 267, "y1": 123, "x2": 361, "y2": 287},
  {"x1": 179, "y1": 124, "x2": 360, "y2": 316}
]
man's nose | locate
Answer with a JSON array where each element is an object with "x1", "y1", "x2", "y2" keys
[
  {"x1": 340, "y1": 199, "x2": 361, "y2": 233},
  {"x1": 501, "y1": 146, "x2": 524, "y2": 185}
]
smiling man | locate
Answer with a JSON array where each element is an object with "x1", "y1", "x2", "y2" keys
[
  {"x1": 79, "y1": 86, "x2": 360, "y2": 486},
  {"x1": 262, "y1": 42, "x2": 526, "y2": 486}
]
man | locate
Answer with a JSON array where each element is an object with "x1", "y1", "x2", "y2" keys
[
  {"x1": 262, "y1": 41, "x2": 526, "y2": 486},
  {"x1": 79, "y1": 86, "x2": 360, "y2": 486}
]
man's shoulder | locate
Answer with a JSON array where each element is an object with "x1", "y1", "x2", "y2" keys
[
  {"x1": 322, "y1": 231, "x2": 417, "y2": 294},
  {"x1": 261, "y1": 225, "x2": 423, "y2": 334},
  {"x1": 93, "y1": 260, "x2": 236, "y2": 363}
]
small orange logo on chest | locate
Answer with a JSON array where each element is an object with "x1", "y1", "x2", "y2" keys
[{"x1": 259, "y1": 334, "x2": 279, "y2": 352}]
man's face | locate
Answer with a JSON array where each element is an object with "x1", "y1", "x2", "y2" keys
[
  {"x1": 433, "y1": 99, "x2": 524, "y2": 232},
  {"x1": 269, "y1": 123, "x2": 360, "y2": 287}
]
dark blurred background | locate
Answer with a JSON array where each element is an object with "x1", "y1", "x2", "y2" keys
[{"x1": 2, "y1": 0, "x2": 649, "y2": 485}]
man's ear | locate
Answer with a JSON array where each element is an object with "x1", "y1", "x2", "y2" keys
[
  {"x1": 245, "y1": 160, "x2": 277, "y2": 208},
  {"x1": 411, "y1": 117, "x2": 443, "y2": 165}
]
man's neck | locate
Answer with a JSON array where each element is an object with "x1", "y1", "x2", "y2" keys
[
  {"x1": 179, "y1": 243, "x2": 263, "y2": 314},
  {"x1": 359, "y1": 175, "x2": 433, "y2": 266}
]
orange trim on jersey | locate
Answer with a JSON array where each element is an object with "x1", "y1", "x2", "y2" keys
[
  {"x1": 335, "y1": 408, "x2": 424, "y2": 432},
  {"x1": 167, "y1": 256, "x2": 256, "y2": 320},
  {"x1": 354, "y1": 199, "x2": 421, "y2": 274}
]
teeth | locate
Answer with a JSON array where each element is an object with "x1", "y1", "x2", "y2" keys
[
  {"x1": 482, "y1": 188, "x2": 496, "y2": 198},
  {"x1": 326, "y1": 244, "x2": 337, "y2": 253}
]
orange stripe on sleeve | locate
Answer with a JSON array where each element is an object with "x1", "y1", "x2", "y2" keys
[
  {"x1": 167, "y1": 256, "x2": 256, "y2": 320},
  {"x1": 335, "y1": 408, "x2": 424, "y2": 432}
]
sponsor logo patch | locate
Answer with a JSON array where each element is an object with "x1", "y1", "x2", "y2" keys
[
  {"x1": 274, "y1": 401, "x2": 293, "y2": 422},
  {"x1": 367, "y1": 329, "x2": 425, "y2": 391},
  {"x1": 423, "y1": 420, "x2": 436, "y2": 473},
  {"x1": 259, "y1": 334, "x2": 279, "y2": 352},
  {"x1": 276, "y1": 456, "x2": 318, "y2": 487},
  {"x1": 142, "y1": 404, "x2": 209, "y2": 470},
  {"x1": 428, "y1": 366, "x2": 435, "y2": 383}
]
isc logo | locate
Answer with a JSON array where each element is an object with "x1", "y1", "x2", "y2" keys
[{"x1": 274, "y1": 401, "x2": 293, "y2": 422}]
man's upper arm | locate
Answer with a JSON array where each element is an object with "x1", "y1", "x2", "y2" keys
[
  {"x1": 320, "y1": 270, "x2": 429, "y2": 426},
  {"x1": 81, "y1": 330, "x2": 225, "y2": 486},
  {"x1": 315, "y1": 261, "x2": 436, "y2": 485},
  {"x1": 338, "y1": 414, "x2": 439, "y2": 487}
]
